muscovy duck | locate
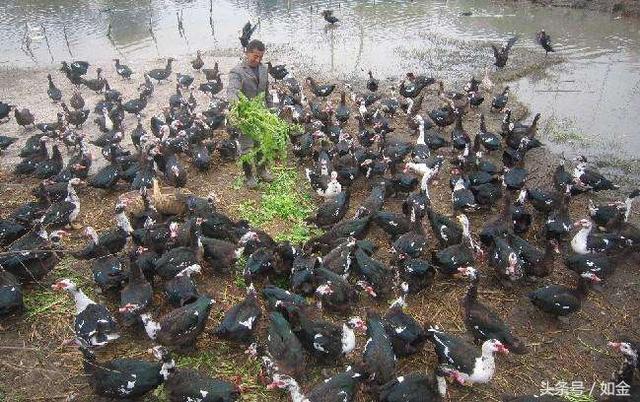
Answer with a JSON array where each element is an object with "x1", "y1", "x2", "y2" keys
[
  {"x1": 46, "y1": 74, "x2": 62, "y2": 102},
  {"x1": 354, "y1": 248, "x2": 391, "y2": 297},
  {"x1": 314, "y1": 267, "x2": 359, "y2": 311},
  {"x1": 383, "y1": 294, "x2": 426, "y2": 357},
  {"x1": 492, "y1": 36, "x2": 518, "y2": 68},
  {"x1": 321, "y1": 9, "x2": 339, "y2": 24},
  {"x1": 391, "y1": 212, "x2": 428, "y2": 260},
  {"x1": 52, "y1": 279, "x2": 120, "y2": 348},
  {"x1": 306, "y1": 77, "x2": 335, "y2": 97},
  {"x1": 139, "y1": 295, "x2": 214, "y2": 351},
  {"x1": 432, "y1": 214, "x2": 481, "y2": 275},
  {"x1": 118, "y1": 256, "x2": 153, "y2": 327},
  {"x1": 164, "y1": 264, "x2": 200, "y2": 307},
  {"x1": 91, "y1": 254, "x2": 127, "y2": 292},
  {"x1": 215, "y1": 283, "x2": 262, "y2": 345},
  {"x1": 564, "y1": 252, "x2": 615, "y2": 283},
  {"x1": 147, "y1": 58, "x2": 175, "y2": 83},
  {"x1": 379, "y1": 371, "x2": 444, "y2": 402},
  {"x1": 571, "y1": 218, "x2": 628, "y2": 254},
  {"x1": 491, "y1": 236, "x2": 524, "y2": 283},
  {"x1": 491, "y1": 86, "x2": 509, "y2": 112},
  {"x1": 151, "y1": 346, "x2": 241, "y2": 401},
  {"x1": 536, "y1": 30, "x2": 555, "y2": 54},
  {"x1": 528, "y1": 273, "x2": 600, "y2": 318},
  {"x1": 459, "y1": 267, "x2": 527, "y2": 353},
  {"x1": 78, "y1": 342, "x2": 163, "y2": 399},
  {"x1": 573, "y1": 155, "x2": 619, "y2": 191},
  {"x1": 428, "y1": 327, "x2": 509, "y2": 397},
  {"x1": 363, "y1": 311, "x2": 396, "y2": 384},
  {"x1": 40, "y1": 178, "x2": 82, "y2": 229},
  {"x1": 0, "y1": 270, "x2": 23, "y2": 317},
  {"x1": 427, "y1": 207, "x2": 462, "y2": 248},
  {"x1": 265, "y1": 311, "x2": 305, "y2": 377},
  {"x1": 544, "y1": 188, "x2": 573, "y2": 242},
  {"x1": 589, "y1": 189, "x2": 640, "y2": 230},
  {"x1": 268, "y1": 367, "x2": 365, "y2": 401},
  {"x1": 310, "y1": 190, "x2": 350, "y2": 228}
]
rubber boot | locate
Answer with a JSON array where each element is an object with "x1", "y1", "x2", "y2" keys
[
  {"x1": 243, "y1": 161, "x2": 258, "y2": 189},
  {"x1": 256, "y1": 163, "x2": 273, "y2": 182}
]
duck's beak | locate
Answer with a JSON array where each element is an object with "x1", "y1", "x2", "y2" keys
[
  {"x1": 497, "y1": 344, "x2": 510, "y2": 354},
  {"x1": 608, "y1": 342, "x2": 622, "y2": 351}
]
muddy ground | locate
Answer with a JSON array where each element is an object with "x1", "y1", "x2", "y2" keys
[
  {"x1": 0, "y1": 49, "x2": 638, "y2": 402},
  {"x1": 505, "y1": 0, "x2": 640, "y2": 16}
]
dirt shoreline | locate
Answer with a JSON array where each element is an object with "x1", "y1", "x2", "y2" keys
[
  {"x1": 505, "y1": 0, "x2": 640, "y2": 17},
  {"x1": 0, "y1": 49, "x2": 638, "y2": 402}
]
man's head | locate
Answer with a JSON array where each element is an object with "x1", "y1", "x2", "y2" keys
[{"x1": 245, "y1": 40, "x2": 265, "y2": 67}]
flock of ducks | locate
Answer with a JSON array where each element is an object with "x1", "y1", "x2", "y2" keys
[{"x1": 0, "y1": 16, "x2": 637, "y2": 402}]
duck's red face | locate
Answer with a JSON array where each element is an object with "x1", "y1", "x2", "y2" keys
[{"x1": 494, "y1": 341, "x2": 509, "y2": 354}]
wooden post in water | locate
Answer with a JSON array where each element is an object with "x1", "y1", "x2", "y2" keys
[
  {"x1": 62, "y1": 25, "x2": 73, "y2": 57},
  {"x1": 40, "y1": 23, "x2": 55, "y2": 63}
]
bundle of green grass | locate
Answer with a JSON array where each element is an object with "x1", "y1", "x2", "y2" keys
[{"x1": 228, "y1": 93, "x2": 297, "y2": 168}]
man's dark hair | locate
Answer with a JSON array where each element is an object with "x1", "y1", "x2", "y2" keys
[{"x1": 246, "y1": 39, "x2": 265, "y2": 52}]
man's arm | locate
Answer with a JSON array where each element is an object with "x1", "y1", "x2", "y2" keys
[{"x1": 227, "y1": 69, "x2": 243, "y2": 103}]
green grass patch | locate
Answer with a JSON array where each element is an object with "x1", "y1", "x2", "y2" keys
[
  {"x1": 542, "y1": 117, "x2": 592, "y2": 146},
  {"x1": 234, "y1": 255, "x2": 248, "y2": 289},
  {"x1": 23, "y1": 256, "x2": 92, "y2": 320},
  {"x1": 238, "y1": 166, "x2": 320, "y2": 244}
]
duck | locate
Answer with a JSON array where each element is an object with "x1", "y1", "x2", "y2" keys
[
  {"x1": 321, "y1": 9, "x2": 339, "y2": 24},
  {"x1": 122, "y1": 92, "x2": 149, "y2": 115},
  {"x1": 432, "y1": 214, "x2": 481, "y2": 275},
  {"x1": 0, "y1": 135, "x2": 17, "y2": 152},
  {"x1": 491, "y1": 235, "x2": 524, "y2": 284},
  {"x1": 367, "y1": 70, "x2": 379, "y2": 92},
  {"x1": 52, "y1": 279, "x2": 120, "y2": 348},
  {"x1": 414, "y1": 115, "x2": 449, "y2": 152},
  {"x1": 164, "y1": 263, "x2": 200, "y2": 308},
  {"x1": 315, "y1": 171, "x2": 342, "y2": 199},
  {"x1": 148, "y1": 58, "x2": 175, "y2": 83},
  {"x1": 33, "y1": 142, "x2": 63, "y2": 179},
  {"x1": 176, "y1": 72, "x2": 194, "y2": 88},
  {"x1": 451, "y1": 110, "x2": 471, "y2": 151},
  {"x1": 427, "y1": 207, "x2": 462, "y2": 248},
  {"x1": 509, "y1": 235, "x2": 557, "y2": 278},
  {"x1": 314, "y1": 267, "x2": 359, "y2": 311},
  {"x1": 72, "y1": 221, "x2": 128, "y2": 260},
  {"x1": 379, "y1": 371, "x2": 444, "y2": 402},
  {"x1": 265, "y1": 311, "x2": 305, "y2": 378},
  {"x1": 570, "y1": 218, "x2": 628, "y2": 255},
  {"x1": 573, "y1": 155, "x2": 619, "y2": 191},
  {"x1": 0, "y1": 101, "x2": 13, "y2": 121},
  {"x1": 459, "y1": 267, "x2": 527, "y2": 353},
  {"x1": 151, "y1": 346, "x2": 241, "y2": 401},
  {"x1": 468, "y1": 91, "x2": 485, "y2": 108},
  {"x1": 15, "y1": 138, "x2": 48, "y2": 175},
  {"x1": 267, "y1": 61, "x2": 288, "y2": 80},
  {"x1": 287, "y1": 305, "x2": 366, "y2": 359},
  {"x1": 399, "y1": 259, "x2": 437, "y2": 294},
  {"x1": 391, "y1": 212, "x2": 428, "y2": 260},
  {"x1": 536, "y1": 30, "x2": 555, "y2": 54},
  {"x1": 477, "y1": 114, "x2": 501, "y2": 152},
  {"x1": 199, "y1": 77, "x2": 224, "y2": 96},
  {"x1": 191, "y1": 50, "x2": 204, "y2": 70},
  {"x1": 510, "y1": 189, "x2": 532, "y2": 234},
  {"x1": 319, "y1": 238, "x2": 356, "y2": 277},
  {"x1": 544, "y1": 188, "x2": 574, "y2": 242},
  {"x1": 139, "y1": 73, "x2": 155, "y2": 98},
  {"x1": 215, "y1": 283, "x2": 262, "y2": 344},
  {"x1": 91, "y1": 255, "x2": 127, "y2": 292},
  {"x1": 306, "y1": 216, "x2": 371, "y2": 254},
  {"x1": 306, "y1": 77, "x2": 335, "y2": 97},
  {"x1": 310, "y1": 189, "x2": 350, "y2": 228},
  {"x1": 119, "y1": 257, "x2": 153, "y2": 327},
  {"x1": 113, "y1": 58, "x2": 133, "y2": 79},
  {"x1": 82, "y1": 68, "x2": 106, "y2": 92},
  {"x1": 528, "y1": 273, "x2": 600, "y2": 317},
  {"x1": 491, "y1": 87, "x2": 509, "y2": 112},
  {"x1": 383, "y1": 294, "x2": 427, "y2": 357},
  {"x1": 564, "y1": 252, "x2": 616, "y2": 283},
  {"x1": 40, "y1": 178, "x2": 82, "y2": 229},
  {"x1": 0, "y1": 270, "x2": 23, "y2": 317},
  {"x1": 492, "y1": 36, "x2": 518, "y2": 68},
  {"x1": 46, "y1": 74, "x2": 62, "y2": 102},
  {"x1": 0, "y1": 218, "x2": 27, "y2": 247},
  {"x1": 438, "y1": 81, "x2": 468, "y2": 112},
  {"x1": 1, "y1": 228, "x2": 65, "y2": 282},
  {"x1": 335, "y1": 92, "x2": 351, "y2": 124},
  {"x1": 268, "y1": 367, "x2": 365, "y2": 402},
  {"x1": 154, "y1": 227, "x2": 203, "y2": 279},
  {"x1": 374, "y1": 210, "x2": 412, "y2": 240},
  {"x1": 363, "y1": 311, "x2": 396, "y2": 384},
  {"x1": 14, "y1": 107, "x2": 35, "y2": 129},
  {"x1": 61, "y1": 102, "x2": 90, "y2": 128},
  {"x1": 589, "y1": 189, "x2": 640, "y2": 230},
  {"x1": 400, "y1": 74, "x2": 435, "y2": 98},
  {"x1": 354, "y1": 182, "x2": 386, "y2": 219},
  {"x1": 427, "y1": 327, "x2": 509, "y2": 396},
  {"x1": 139, "y1": 295, "x2": 214, "y2": 351},
  {"x1": 451, "y1": 174, "x2": 478, "y2": 212},
  {"x1": 428, "y1": 104, "x2": 456, "y2": 130},
  {"x1": 353, "y1": 247, "x2": 391, "y2": 297}
]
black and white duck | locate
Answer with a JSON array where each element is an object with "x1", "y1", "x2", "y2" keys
[
  {"x1": 139, "y1": 295, "x2": 214, "y2": 351},
  {"x1": 91, "y1": 255, "x2": 127, "y2": 293},
  {"x1": 119, "y1": 256, "x2": 153, "y2": 327},
  {"x1": 374, "y1": 210, "x2": 412, "y2": 240},
  {"x1": 335, "y1": 91, "x2": 351, "y2": 124},
  {"x1": 1, "y1": 227, "x2": 65, "y2": 282},
  {"x1": 379, "y1": 371, "x2": 444, "y2": 402},
  {"x1": 287, "y1": 305, "x2": 366, "y2": 359},
  {"x1": 478, "y1": 114, "x2": 501, "y2": 152},
  {"x1": 451, "y1": 173, "x2": 479, "y2": 212},
  {"x1": 262, "y1": 284, "x2": 308, "y2": 311},
  {"x1": 363, "y1": 311, "x2": 396, "y2": 385},
  {"x1": 78, "y1": 341, "x2": 163, "y2": 399},
  {"x1": 511, "y1": 189, "x2": 532, "y2": 234},
  {"x1": 113, "y1": 58, "x2": 133, "y2": 79},
  {"x1": 459, "y1": 267, "x2": 527, "y2": 353},
  {"x1": 148, "y1": 58, "x2": 175, "y2": 83},
  {"x1": 367, "y1": 70, "x2": 379, "y2": 92},
  {"x1": 570, "y1": 218, "x2": 628, "y2": 255},
  {"x1": 268, "y1": 367, "x2": 365, "y2": 402},
  {"x1": 528, "y1": 273, "x2": 599, "y2": 318},
  {"x1": 0, "y1": 270, "x2": 23, "y2": 317},
  {"x1": 46, "y1": 74, "x2": 62, "y2": 102},
  {"x1": 589, "y1": 189, "x2": 640, "y2": 230},
  {"x1": 215, "y1": 283, "x2": 262, "y2": 345},
  {"x1": 427, "y1": 207, "x2": 462, "y2": 248},
  {"x1": 491, "y1": 86, "x2": 509, "y2": 112},
  {"x1": 52, "y1": 279, "x2": 120, "y2": 348},
  {"x1": 543, "y1": 187, "x2": 573, "y2": 242},
  {"x1": 15, "y1": 137, "x2": 48, "y2": 175},
  {"x1": 491, "y1": 235, "x2": 524, "y2": 284},
  {"x1": 40, "y1": 177, "x2": 82, "y2": 229},
  {"x1": 383, "y1": 294, "x2": 427, "y2": 357},
  {"x1": 391, "y1": 211, "x2": 428, "y2": 260},
  {"x1": 267, "y1": 61, "x2": 288, "y2": 80},
  {"x1": 306, "y1": 77, "x2": 335, "y2": 97},
  {"x1": 151, "y1": 346, "x2": 241, "y2": 402},
  {"x1": 353, "y1": 247, "x2": 391, "y2": 297},
  {"x1": 321, "y1": 9, "x2": 340, "y2": 24},
  {"x1": 399, "y1": 259, "x2": 436, "y2": 294},
  {"x1": 573, "y1": 156, "x2": 619, "y2": 191},
  {"x1": 310, "y1": 189, "x2": 350, "y2": 228},
  {"x1": 164, "y1": 264, "x2": 200, "y2": 308},
  {"x1": 451, "y1": 110, "x2": 471, "y2": 151},
  {"x1": 564, "y1": 252, "x2": 616, "y2": 283},
  {"x1": 314, "y1": 267, "x2": 359, "y2": 311},
  {"x1": 432, "y1": 214, "x2": 482, "y2": 275},
  {"x1": 81, "y1": 67, "x2": 106, "y2": 92},
  {"x1": 0, "y1": 218, "x2": 27, "y2": 247},
  {"x1": 427, "y1": 327, "x2": 509, "y2": 396},
  {"x1": 509, "y1": 235, "x2": 558, "y2": 278},
  {"x1": 536, "y1": 30, "x2": 555, "y2": 54},
  {"x1": 353, "y1": 182, "x2": 386, "y2": 219},
  {"x1": 14, "y1": 107, "x2": 35, "y2": 129},
  {"x1": 491, "y1": 36, "x2": 518, "y2": 68},
  {"x1": 0, "y1": 101, "x2": 14, "y2": 121},
  {"x1": 265, "y1": 311, "x2": 305, "y2": 378},
  {"x1": 72, "y1": 218, "x2": 129, "y2": 260}
]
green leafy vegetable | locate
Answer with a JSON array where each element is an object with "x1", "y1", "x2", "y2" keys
[{"x1": 228, "y1": 92, "x2": 296, "y2": 168}]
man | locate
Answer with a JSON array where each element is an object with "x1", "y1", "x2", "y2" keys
[{"x1": 227, "y1": 39, "x2": 272, "y2": 189}]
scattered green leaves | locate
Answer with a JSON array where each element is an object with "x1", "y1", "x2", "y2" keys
[
  {"x1": 238, "y1": 166, "x2": 319, "y2": 244},
  {"x1": 228, "y1": 92, "x2": 297, "y2": 169}
]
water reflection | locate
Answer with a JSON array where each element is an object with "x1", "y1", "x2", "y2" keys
[{"x1": 0, "y1": 0, "x2": 638, "y2": 160}]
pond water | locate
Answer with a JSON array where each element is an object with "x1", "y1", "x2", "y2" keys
[{"x1": 1, "y1": 0, "x2": 639, "y2": 172}]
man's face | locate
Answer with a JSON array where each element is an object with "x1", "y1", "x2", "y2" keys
[{"x1": 246, "y1": 50, "x2": 264, "y2": 68}]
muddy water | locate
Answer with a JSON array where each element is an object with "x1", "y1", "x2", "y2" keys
[{"x1": 1, "y1": 0, "x2": 639, "y2": 169}]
